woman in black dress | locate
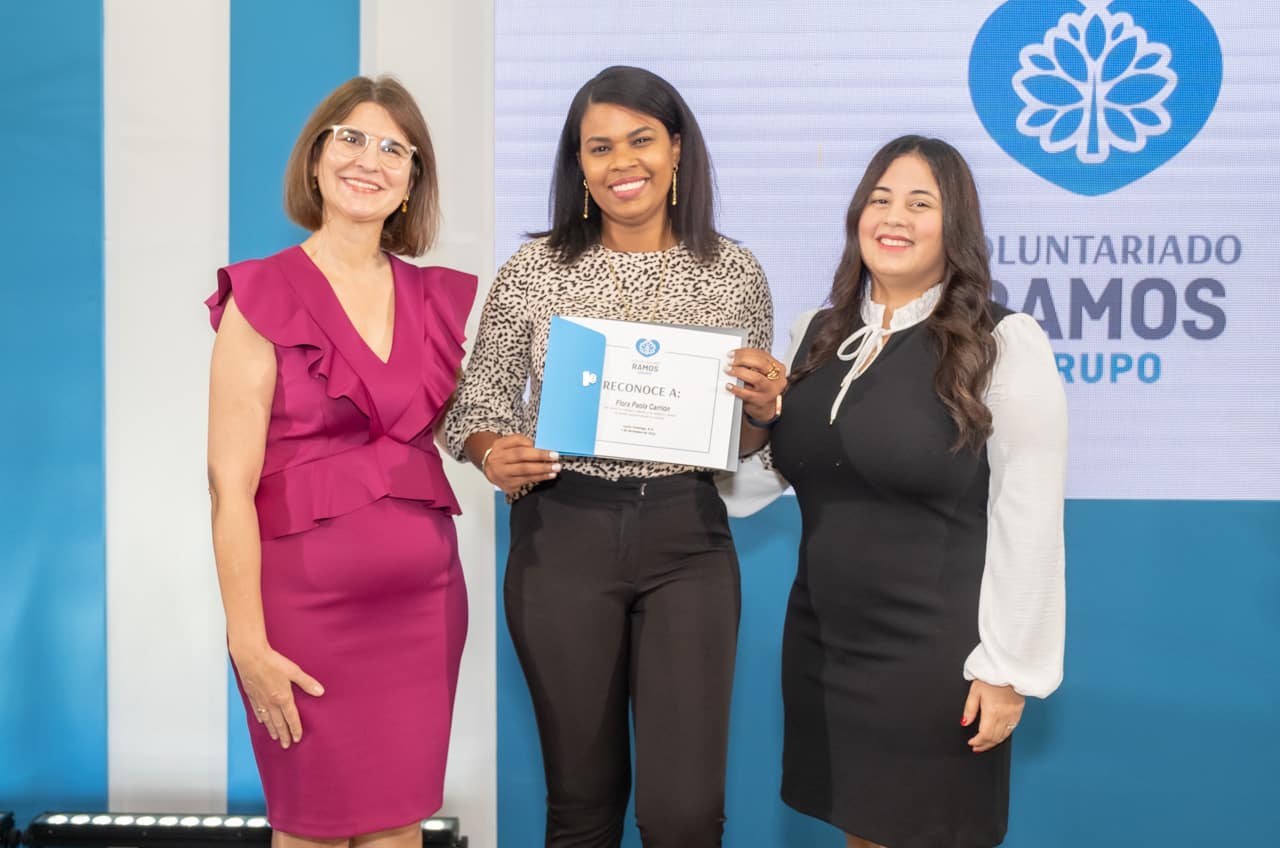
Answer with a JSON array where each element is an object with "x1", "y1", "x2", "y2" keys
[{"x1": 769, "y1": 136, "x2": 1067, "y2": 848}]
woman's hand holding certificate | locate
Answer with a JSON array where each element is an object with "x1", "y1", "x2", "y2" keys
[
  {"x1": 537, "y1": 316, "x2": 753, "y2": 469},
  {"x1": 475, "y1": 433, "x2": 562, "y2": 495},
  {"x1": 725, "y1": 346, "x2": 787, "y2": 428}
]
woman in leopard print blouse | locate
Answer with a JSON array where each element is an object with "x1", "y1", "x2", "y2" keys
[{"x1": 445, "y1": 66, "x2": 783, "y2": 848}]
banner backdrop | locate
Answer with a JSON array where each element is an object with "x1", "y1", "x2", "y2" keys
[
  {"x1": 495, "y1": 0, "x2": 1280, "y2": 500},
  {"x1": 2, "y1": 2, "x2": 1278, "y2": 847},
  {"x1": 493, "y1": 1, "x2": 1280, "y2": 846}
]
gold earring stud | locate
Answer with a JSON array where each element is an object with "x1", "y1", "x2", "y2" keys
[{"x1": 582, "y1": 178, "x2": 590, "y2": 220}]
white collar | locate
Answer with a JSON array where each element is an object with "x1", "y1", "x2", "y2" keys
[
  {"x1": 860, "y1": 281, "x2": 944, "y2": 332},
  {"x1": 828, "y1": 281, "x2": 943, "y2": 424}
]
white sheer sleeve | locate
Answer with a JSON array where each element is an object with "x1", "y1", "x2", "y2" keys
[
  {"x1": 962, "y1": 312, "x2": 1068, "y2": 698},
  {"x1": 716, "y1": 308, "x2": 820, "y2": 517}
]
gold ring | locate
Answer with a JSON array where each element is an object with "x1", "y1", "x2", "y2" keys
[{"x1": 764, "y1": 365, "x2": 781, "y2": 380}]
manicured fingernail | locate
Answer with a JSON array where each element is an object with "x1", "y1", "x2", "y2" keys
[
  {"x1": 551, "y1": 463, "x2": 562, "y2": 472},
  {"x1": 548, "y1": 451, "x2": 560, "y2": 460},
  {"x1": 960, "y1": 717, "x2": 970, "y2": 726},
  {"x1": 724, "y1": 366, "x2": 734, "y2": 374},
  {"x1": 725, "y1": 382, "x2": 736, "y2": 390}
]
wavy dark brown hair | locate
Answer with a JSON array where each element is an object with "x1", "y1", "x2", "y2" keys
[{"x1": 792, "y1": 135, "x2": 998, "y2": 452}]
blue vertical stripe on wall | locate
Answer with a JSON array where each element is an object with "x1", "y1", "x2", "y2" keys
[
  {"x1": 496, "y1": 496, "x2": 1280, "y2": 847},
  {"x1": 0, "y1": 1, "x2": 106, "y2": 825},
  {"x1": 226, "y1": 0, "x2": 361, "y2": 810}
]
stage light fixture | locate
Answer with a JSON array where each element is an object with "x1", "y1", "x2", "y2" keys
[
  {"x1": 420, "y1": 816, "x2": 467, "y2": 846},
  {"x1": 24, "y1": 812, "x2": 465, "y2": 846},
  {"x1": 24, "y1": 811, "x2": 271, "y2": 846}
]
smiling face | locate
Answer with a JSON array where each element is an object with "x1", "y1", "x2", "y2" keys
[
  {"x1": 578, "y1": 102, "x2": 681, "y2": 242},
  {"x1": 313, "y1": 101, "x2": 414, "y2": 227},
  {"x1": 857, "y1": 153, "x2": 947, "y2": 298}
]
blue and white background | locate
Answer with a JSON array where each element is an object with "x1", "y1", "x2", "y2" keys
[{"x1": 3, "y1": 1, "x2": 1278, "y2": 846}]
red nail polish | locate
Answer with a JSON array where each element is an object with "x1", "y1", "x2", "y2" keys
[{"x1": 960, "y1": 717, "x2": 969, "y2": 726}]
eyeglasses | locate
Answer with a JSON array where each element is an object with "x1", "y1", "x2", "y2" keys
[{"x1": 327, "y1": 125, "x2": 417, "y2": 170}]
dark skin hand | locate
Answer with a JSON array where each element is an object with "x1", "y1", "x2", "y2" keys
[{"x1": 464, "y1": 431, "x2": 560, "y2": 495}]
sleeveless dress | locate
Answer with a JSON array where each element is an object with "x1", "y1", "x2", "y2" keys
[
  {"x1": 772, "y1": 304, "x2": 1021, "y2": 848},
  {"x1": 207, "y1": 246, "x2": 477, "y2": 838}
]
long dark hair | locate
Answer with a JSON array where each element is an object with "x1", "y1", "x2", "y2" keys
[
  {"x1": 793, "y1": 135, "x2": 998, "y2": 452},
  {"x1": 533, "y1": 66, "x2": 719, "y2": 264}
]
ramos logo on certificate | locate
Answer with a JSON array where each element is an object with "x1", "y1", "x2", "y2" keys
[{"x1": 537, "y1": 316, "x2": 746, "y2": 470}]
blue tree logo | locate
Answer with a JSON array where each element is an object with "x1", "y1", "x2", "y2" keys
[
  {"x1": 970, "y1": 0, "x2": 1221, "y2": 195},
  {"x1": 1013, "y1": 6, "x2": 1175, "y2": 163}
]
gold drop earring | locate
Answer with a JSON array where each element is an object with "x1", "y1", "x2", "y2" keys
[
  {"x1": 582, "y1": 178, "x2": 590, "y2": 219},
  {"x1": 671, "y1": 164, "x2": 678, "y2": 207},
  {"x1": 401, "y1": 195, "x2": 409, "y2": 214}
]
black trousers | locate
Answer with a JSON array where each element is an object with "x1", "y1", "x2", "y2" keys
[{"x1": 505, "y1": 471, "x2": 741, "y2": 848}]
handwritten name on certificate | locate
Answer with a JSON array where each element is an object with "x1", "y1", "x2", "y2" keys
[{"x1": 536, "y1": 316, "x2": 746, "y2": 470}]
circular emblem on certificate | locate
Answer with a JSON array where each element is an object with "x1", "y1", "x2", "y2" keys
[{"x1": 635, "y1": 338, "x2": 661, "y2": 357}]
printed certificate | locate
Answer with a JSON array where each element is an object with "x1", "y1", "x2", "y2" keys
[{"x1": 535, "y1": 316, "x2": 746, "y2": 470}]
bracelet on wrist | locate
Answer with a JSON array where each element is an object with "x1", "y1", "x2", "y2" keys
[
  {"x1": 745, "y1": 394, "x2": 783, "y2": 429},
  {"x1": 480, "y1": 446, "x2": 495, "y2": 478}
]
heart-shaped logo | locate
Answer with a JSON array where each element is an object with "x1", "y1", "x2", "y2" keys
[
  {"x1": 969, "y1": 0, "x2": 1221, "y2": 196},
  {"x1": 635, "y1": 338, "x2": 660, "y2": 357}
]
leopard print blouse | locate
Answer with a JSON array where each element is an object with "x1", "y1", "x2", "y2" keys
[{"x1": 445, "y1": 235, "x2": 774, "y2": 496}]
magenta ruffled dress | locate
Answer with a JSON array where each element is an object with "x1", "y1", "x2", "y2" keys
[{"x1": 207, "y1": 246, "x2": 477, "y2": 837}]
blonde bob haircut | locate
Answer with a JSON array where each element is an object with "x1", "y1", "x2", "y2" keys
[{"x1": 283, "y1": 75, "x2": 439, "y2": 257}]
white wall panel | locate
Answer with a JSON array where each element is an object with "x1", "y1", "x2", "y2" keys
[{"x1": 104, "y1": 0, "x2": 231, "y2": 813}]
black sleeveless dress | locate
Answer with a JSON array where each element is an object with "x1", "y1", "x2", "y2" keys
[{"x1": 772, "y1": 306, "x2": 1014, "y2": 848}]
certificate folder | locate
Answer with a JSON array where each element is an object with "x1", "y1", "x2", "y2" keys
[
  {"x1": 536, "y1": 315, "x2": 745, "y2": 470},
  {"x1": 538, "y1": 316, "x2": 607, "y2": 456}
]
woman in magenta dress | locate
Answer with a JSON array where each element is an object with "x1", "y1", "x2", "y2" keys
[{"x1": 206, "y1": 76, "x2": 476, "y2": 846}]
